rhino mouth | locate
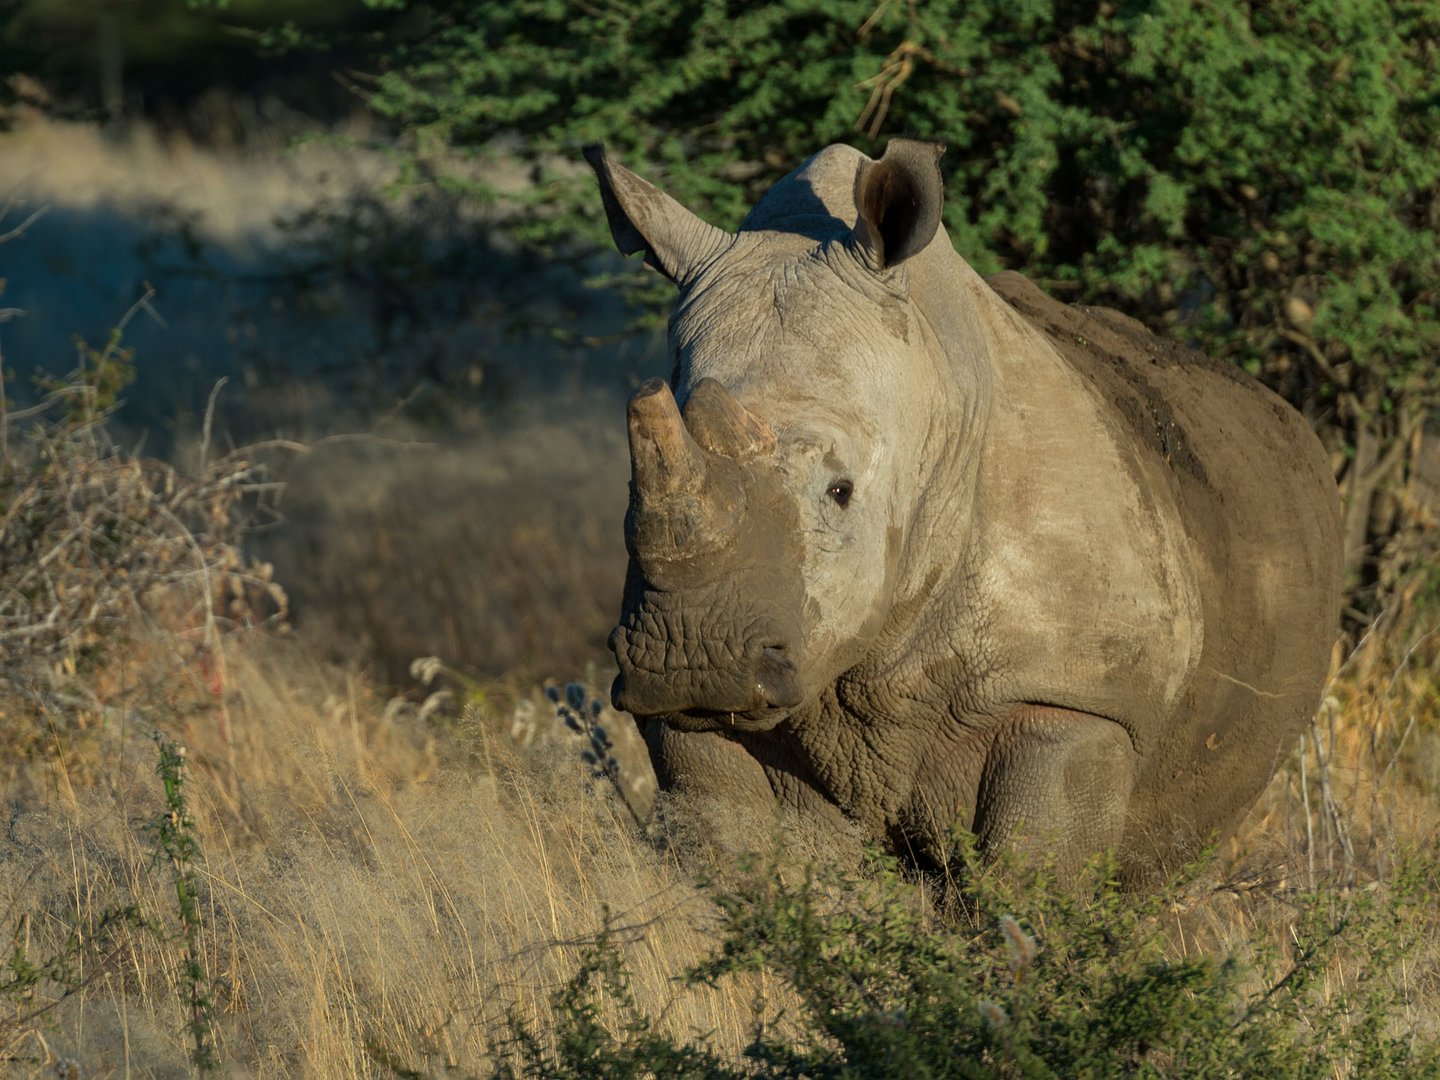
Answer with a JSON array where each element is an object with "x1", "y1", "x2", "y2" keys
[
  {"x1": 656, "y1": 705, "x2": 791, "y2": 734},
  {"x1": 611, "y1": 668, "x2": 802, "y2": 733}
]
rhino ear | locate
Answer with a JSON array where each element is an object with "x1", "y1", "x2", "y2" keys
[
  {"x1": 849, "y1": 139, "x2": 946, "y2": 273},
  {"x1": 584, "y1": 144, "x2": 731, "y2": 287}
]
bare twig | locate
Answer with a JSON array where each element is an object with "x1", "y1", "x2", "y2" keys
[
  {"x1": 0, "y1": 204, "x2": 48, "y2": 246},
  {"x1": 199, "y1": 377, "x2": 228, "y2": 475},
  {"x1": 1, "y1": 355, "x2": 289, "y2": 688}
]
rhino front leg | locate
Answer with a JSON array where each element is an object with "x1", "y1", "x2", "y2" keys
[
  {"x1": 646, "y1": 722, "x2": 860, "y2": 865},
  {"x1": 645, "y1": 721, "x2": 776, "y2": 798},
  {"x1": 973, "y1": 706, "x2": 1138, "y2": 877},
  {"x1": 644, "y1": 722, "x2": 782, "y2": 859}
]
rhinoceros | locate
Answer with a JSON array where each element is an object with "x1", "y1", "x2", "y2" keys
[{"x1": 584, "y1": 139, "x2": 1342, "y2": 880}]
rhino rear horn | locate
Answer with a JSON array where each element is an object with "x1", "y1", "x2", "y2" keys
[
  {"x1": 849, "y1": 139, "x2": 946, "y2": 272},
  {"x1": 585, "y1": 145, "x2": 732, "y2": 286},
  {"x1": 683, "y1": 379, "x2": 776, "y2": 458}
]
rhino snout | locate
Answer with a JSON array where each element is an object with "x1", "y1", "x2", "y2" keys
[{"x1": 609, "y1": 635, "x2": 804, "y2": 732}]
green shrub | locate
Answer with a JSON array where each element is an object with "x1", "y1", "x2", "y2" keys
[
  {"x1": 0, "y1": 900, "x2": 141, "y2": 1070},
  {"x1": 334, "y1": 0, "x2": 1439, "y2": 613},
  {"x1": 150, "y1": 734, "x2": 219, "y2": 1073},
  {"x1": 503, "y1": 845, "x2": 1440, "y2": 1077}
]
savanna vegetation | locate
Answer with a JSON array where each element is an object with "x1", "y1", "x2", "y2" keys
[{"x1": 0, "y1": 1, "x2": 1437, "y2": 1075}]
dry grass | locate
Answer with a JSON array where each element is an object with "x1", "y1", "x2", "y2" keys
[
  {"x1": 0, "y1": 511, "x2": 1433, "y2": 1076},
  {"x1": 0, "y1": 630, "x2": 799, "y2": 1077},
  {"x1": 257, "y1": 408, "x2": 629, "y2": 686},
  {"x1": 0, "y1": 610, "x2": 1433, "y2": 1076},
  {"x1": 0, "y1": 105, "x2": 544, "y2": 243},
  {"x1": 0, "y1": 360, "x2": 754, "y2": 1073},
  {"x1": 0, "y1": 327, "x2": 285, "y2": 668}
]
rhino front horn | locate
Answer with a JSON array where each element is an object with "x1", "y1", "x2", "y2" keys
[
  {"x1": 683, "y1": 378, "x2": 775, "y2": 458},
  {"x1": 626, "y1": 379, "x2": 744, "y2": 564},
  {"x1": 627, "y1": 378, "x2": 707, "y2": 495}
]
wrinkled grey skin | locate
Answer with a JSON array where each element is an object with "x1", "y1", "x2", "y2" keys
[{"x1": 586, "y1": 140, "x2": 1343, "y2": 880}]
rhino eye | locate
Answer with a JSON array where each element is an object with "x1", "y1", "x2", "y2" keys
[{"x1": 826, "y1": 479, "x2": 853, "y2": 509}]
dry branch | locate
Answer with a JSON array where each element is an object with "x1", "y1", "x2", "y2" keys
[{"x1": 0, "y1": 356, "x2": 288, "y2": 714}]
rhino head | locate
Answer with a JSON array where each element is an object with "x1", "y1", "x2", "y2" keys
[{"x1": 588, "y1": 140, "x2": 975, "y2": 735}]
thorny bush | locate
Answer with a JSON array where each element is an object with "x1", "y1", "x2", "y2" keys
[{"x1": 0, "y1": 313, "x2": 287, "y2": 734}]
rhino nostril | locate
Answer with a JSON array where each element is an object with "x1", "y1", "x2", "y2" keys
[
  {"x1": 754, "y1": 644, "x2": 802, "y2": 709},
  {"x1": 760, "y1": 644, "x2": 794, "y2": 673}
]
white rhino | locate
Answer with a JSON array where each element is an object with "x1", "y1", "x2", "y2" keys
[{"x1": 585, "y1": 139, "x2": 1342, "y2": 879}]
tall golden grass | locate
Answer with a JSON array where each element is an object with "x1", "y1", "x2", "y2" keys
[
  {"x1": 0, "y1": 629, "x2": 806, "y2": 1076},
  {"x1": 0, "y1": 603, "x2": 1433, "y2": 1075}
]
